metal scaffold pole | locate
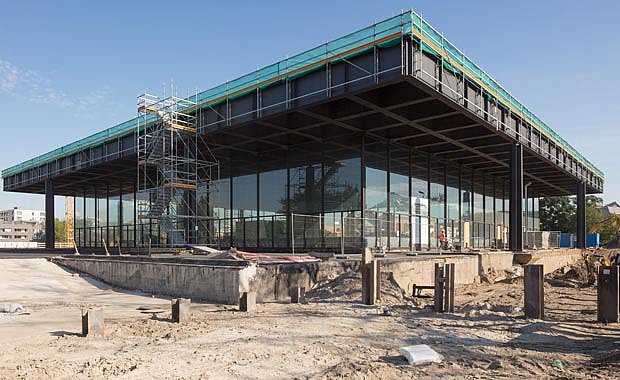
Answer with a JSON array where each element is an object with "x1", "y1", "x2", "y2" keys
[{"x1": 136, "y1": 88, "x2": 218, "y2": 249}]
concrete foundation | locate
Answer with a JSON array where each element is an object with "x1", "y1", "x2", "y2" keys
[{"x1": 53, "y1": 249, "x2": 583, "y2": 305}]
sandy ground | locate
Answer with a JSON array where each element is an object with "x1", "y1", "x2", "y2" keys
[{"x1": 0, "y1": 258, "x2": 619, "y2": 379}]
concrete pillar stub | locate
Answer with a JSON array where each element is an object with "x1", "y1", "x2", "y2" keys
[
  {"x1": 597, "y1": 265, "x2": 619, "y2": 323},
  {"x1": 240, "y1": 292, "x2": 256, "y2": 312},
  {"x1": 81, "y1": 307, "x2": 104, "y2": 337},
  {"x1": 172, "y1": 298, "x2": 191, "y2": 323},
  {"x1": 524, "y1": 264, "x2": 544, "y2": 319}
]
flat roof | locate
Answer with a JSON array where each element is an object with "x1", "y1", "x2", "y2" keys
[{"x1": 1, "y1": 10, "x2": 603, "y2": 179}]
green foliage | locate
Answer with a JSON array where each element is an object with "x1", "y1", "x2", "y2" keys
[
  {"x1": 540, "y1": 195, "x2": 615, "y2": 245},
  {"x1": 54, "y1": 219, "x2": 67, "y2": 243},
  {"x1": 540, "y1": 196, "x2": 576, "y2": 233}
]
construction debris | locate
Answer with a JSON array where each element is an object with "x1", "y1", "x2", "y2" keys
[
  {"x1": 0, "y1": 303, "x2": 29, "y2": 315},
  {"x1": 399, "y1": 344, "x2": 444, "y2": 365},
  {"x1": 190, "y1": 246, "x2": 320, "y2": 263}
]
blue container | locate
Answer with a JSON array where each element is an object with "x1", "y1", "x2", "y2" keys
[
  {"x1": 559, "y1": 233, "x2": 575, "y2": 248},
  {"x1": 586, "y1": 233, "x2": 600, "y2": 248}
]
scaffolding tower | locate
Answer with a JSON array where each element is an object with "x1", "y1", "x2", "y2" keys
[{"x1": 137, "y1": 92, "x2": 218, "y2": 247}]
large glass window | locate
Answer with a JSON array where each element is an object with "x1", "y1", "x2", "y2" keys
[
  {"x1": 233, "y1": 174, "x2": 257, "y2": 247},
  {"x1": 290, "y1": 164, "x2": 322, "y2": 214},
  {"x1": 411, "y1": 152, "x2": 429, "y2": 249},
  {"x1": 97, "y1": 193, "x2": 107, "y2": 246},
  {"x1": 233, "y1": 174, "x2": 257, "y2": 218},
  {"x1": 324, "y1": 158, "x2": 361, "y2": 212},
  {"x1": 259, "y1": 169, "x2": 287, "y2": 216},
  {"x1": 472, "y1": 172, "x2": 484, "y2": 248},
  {"x1": 365, "y1": 166, "x2": 387, "y2": 214},
  {"x1": 429, "y1": 161, "x2": 445, "y2": 220},
  {"x1": 259, "y1": 169, "x2": 288, "y2": 247},
  {"x1": 209, "y1": 178, "x2": 231, "y2": 248},
  {"x1": 85, "y1": 197, "x2": 95, "y2": 246},
  {"x1": 75, "y1": 196, "x2": 84, "y2": 246},
  {"x1": 460, "y1": 169, "x2": 472, "y2": 249},
  {"x1": 122, "y1": 190, "x2": 135, "y2": 247},
  {"x1": 108, "y1": 195, "x2": 120, "y2": 245},
  {"x1": 533, "y1": 197, "x2": 540, "y2": 230},
  {"x1": 390, "y1": 145, "x2": 409, "y2": 248}
]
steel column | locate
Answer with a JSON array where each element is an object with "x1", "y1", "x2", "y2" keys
[
  {"x1": 45, "y1": 179, "x2": 55, "y2": 250},
  {"x1": 510, "y1": 143, "x2": 523, "y2": 251},
  {"x1": 576, "y1": 181, "x2": 586, "y2": 249}
]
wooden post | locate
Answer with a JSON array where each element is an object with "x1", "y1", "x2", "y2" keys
[
  {"x1": 524, "y1": 264, "x2": 544, "y2": 319},
  {"x1": 434, "y1": 263, "x2": 455, "y2": 313},
  {"x1": 81, "y1": 307, "x2": 104, "y2": 337},
  {"x1": 597, "y1": 265, "x2": 619, "y2": 323},
  {"x1": 240, "y1": 292, "x2": 256, "y2": 312},
  {"x1": 290, "y1": 286, "x2": 306, "y2": 304},
  {"x1": 172, "y1": 298, "x2": 191, "y2": 323}
]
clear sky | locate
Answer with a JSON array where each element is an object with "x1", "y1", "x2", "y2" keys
[{"x1": 1, "y1": 0, "x2": 619, "y2": 218}]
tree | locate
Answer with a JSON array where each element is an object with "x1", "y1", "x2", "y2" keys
[
  {"x1": 541, "y1": 195, "x2": 615, "y2": 245},
  {"x1": 54, "y1": 219, "x2": 67, "y2": 243},
  {"x1": 540, "y1": 196, "x2": 576, "y2": 232}
]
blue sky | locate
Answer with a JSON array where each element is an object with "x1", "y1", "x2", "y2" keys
[{"x1": 1, "y1": 1, "x2": 619, "y2": 218}]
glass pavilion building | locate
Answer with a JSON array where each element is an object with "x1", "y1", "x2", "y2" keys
[{"x1": 2, "y1": 11, "x2": 601, "y2": 253}]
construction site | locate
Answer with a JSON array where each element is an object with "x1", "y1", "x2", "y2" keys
[{"x1": 1, "y1": 8, "x2": 619, "y2": 379}]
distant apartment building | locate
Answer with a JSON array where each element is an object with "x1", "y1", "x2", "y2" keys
[
  {"x1": 0, "y1": 222, "x2": 35, "y2": 242},
  {"x1": 0, "y1": 207, "x2": 46, "y2": 224},
  {"x1": 600, "y1": 202, "x2": 620, "y2": 218}
]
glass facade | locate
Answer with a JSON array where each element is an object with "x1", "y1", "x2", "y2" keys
[{"x1": 73, "y1": 138, "x2": 535, "y2": 252}]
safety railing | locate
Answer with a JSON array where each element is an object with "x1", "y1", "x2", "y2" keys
[
  {"x1": 414, "y1": 57, "x2": 597, "y2": 188},
  {"x1": 523, "y1": 229, "x2": 561, "y2": 249},
  {"x1": 410, "y1": 11, "x2": 603, "y2": 179}
]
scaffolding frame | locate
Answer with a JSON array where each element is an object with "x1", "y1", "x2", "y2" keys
[{"x1": 137, "y1": 91, "x2": 219, "y2": 247}]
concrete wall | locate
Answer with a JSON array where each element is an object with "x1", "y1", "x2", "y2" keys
[
  {"x1": 54, "y1": 249, "x2": 584, "y2": 304},
  {"x1": 54, "y1": 257, "x2": 256, "y2": 304},
  {"x1": 527, "y1": 249, "x2": 583, "y2": 275}
]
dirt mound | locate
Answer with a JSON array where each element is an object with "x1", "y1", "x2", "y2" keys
[
  {"x1": 306, "y1": 270, "x2": 410, "y2": 304},
  {"x1": 547, "y1": 261, "x2": 591, "y2": 288}
]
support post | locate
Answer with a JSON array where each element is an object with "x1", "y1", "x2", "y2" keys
[
  {"x1": 81, "y1": 307, "x2": 104, "y2": 337},
  {"x1": 172, "y1": 298, "x2": 191, "y2": 323},
  {"x1": 576, "y1": 181, "x2": 586, "y2": 249},
  {"x1": 290, "y1": 287, "x2": 306, "y2": 304},
  {"x1": 524, "y1": 264, "x2": 544, "y2": 319},
  {"x1": 509, "y1": 143, "x2": 523, "y2": 252},
  {"x1": 597, "y1": 266, "x2": 619, "y2": 323},
  {"x1": 361, "y1": 248, "x2": 378, "y2": 305},
  {"x1": 45, "y1": 179, "x2": 55, "y2": 250},
  {"x1": 434, "y1": 263, "x2": 455, "y2": 313},
  {"x1": 240, "y1": 292, "x2": 256, "y2": 312}
]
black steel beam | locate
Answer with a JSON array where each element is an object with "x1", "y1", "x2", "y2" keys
[
  {"x1": 577, "y1": 181, "x2": 586, "y2": 249},
  {"x1": 510, "y1": 143, "x2": 523, "y2": 251},
  {"x1": 45, "y1": 179, "x2": 54, "y2": 250}
]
